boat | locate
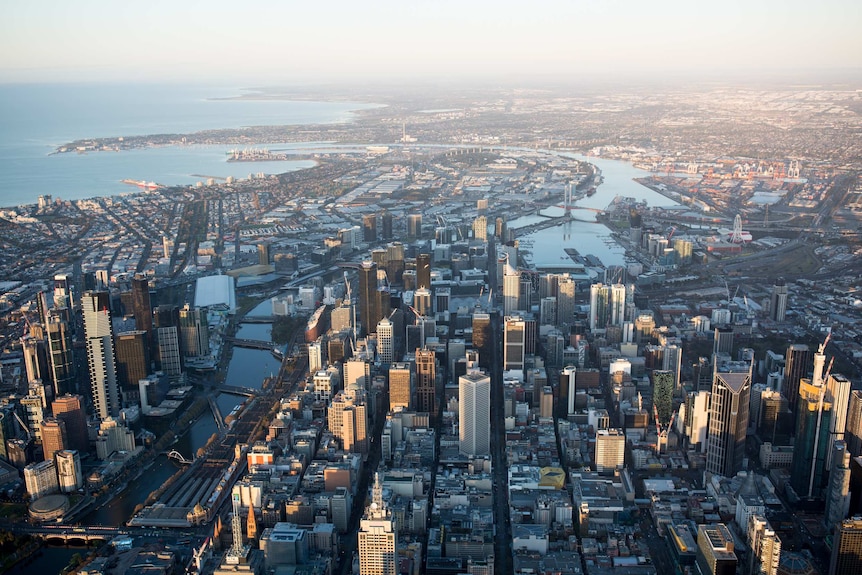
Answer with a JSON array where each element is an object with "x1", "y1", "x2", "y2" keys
[{"x1": 121, "y1": 179, "x2": 162, "y2": 190}]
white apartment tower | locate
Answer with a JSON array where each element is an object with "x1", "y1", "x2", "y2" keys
[{"x1": 459, "y1": 370, "x2": 491, "y2": 457}]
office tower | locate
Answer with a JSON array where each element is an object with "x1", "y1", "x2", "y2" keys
[
  {"x1": 683, "y1": 390, "x2": 710, "y2": 451},
  {"x1": 503, "y1": 316, "x2": 526, "y2": 371},
  {"x1": 848, "y1": 391, "x2": 862, "y2": 458},
  {"x1": 472, "y1": 215, "x2": 487, "y2": 241},
  {"x1": 770, "y1": 278, "x2": 788, "y2": 322},
  {"x1": 828, "y1": 373, "x2": 852, "y2": 467},
  {"x1": 82, "y1": 290, "x2": 120, "y2": 420},
  {"x1": 783, "y1": 344, "x2": 811, "y2": 412},
  {"x1": 131, "y1": 274, "x2": 153, "y2": 338},
  {"x1": 51, "y1": 394, "x2": 88, "y2": 452},
  {"x1": 540, "y1": 297, "x2": 557, "y2": 326},
  {"x1": 22, "y1": 337, "x2": 50, "y2": 385},
  {"x1": 55, "y1": 449, "x2": 83, "y2": 493},
  {"x1": 358, "y1": 474, "x2": 397, "y2": 575},
  {"x1": 416, "y1": 253, "x2": 431, "y2": 291},
  {"x1": 312, "y1": 369, "x2": 337, "y2": 403},
  {"x1": 557, "y1": 276, "x2": 576, "y2": 325},
  {"x1": 662, "y1": 344, "x2": 683, "y2": 389},
  {"x1": 561, "y1": 366, "x2": 577, "y2": 415},
  {"x1": 377, "y1": 318, "x2": 394, "y2": 365},
  {"x1": 826, "y1": 441, "x2": 852, "y2": 528},
  {"x1": 472, "y1": 313, "x2": 492, "y2": 370},
  {"x1": 706, "y1": 361, "x2": 752, "y2": 478},
  {"x1": 595, "y1": 428, "x2": 625, "y2": 474},
  {"x1": 695, "y1": 524, "x2": 737, "y2": 575},
  {"x1": 24, "y1": 459, "x2": 59, "y2": 500},
  {"x1": 308, "y1": 340, "x2": 324, "y2": 374},
  {"x1": 748, "y1": 515, "x2": 781, "y2": 575},
  {"x1": 359, "y1": 261, "x2": 379, "y2": 337},
  {"x1": 790, "y1": 376, "x2": 833, "y2": 499},
  {"x1": 178, "y1": 304, "x2": 209, "y2": 358},
  {"x1": 40, "y1": 417, "x2": 67, "y2": 462},
  {"x1": 413, "y1": 287, "x2": 432, "y2": 317},
  {"x1": 53, "y1": 274, "x2": 72, "y2": 310},
  {"x1": 389, "y1": 362, "x2": 413, "y2": 412},
  {"x1": 36, "y1": 290, "x2": 50, "y2": 326},
  {"x1": 328, "y1": 389, "x2": 368, "y2": 454},
  {"x1": 538, "y1": 273, "x2": 559, "y2": 300},
  {"x1": 46, "y1": 313, "x2": 75, "y2": 396},
  {"x1": 502, "y1": 258, "x2": 520, "y2": 316},
  {"x1": 154, "y1": 305, "x2": 182, "y2": 375},
  {"x1": 459, "y1": 370, "x2": 491, "y2": 456},
  {"x1": 415, "y1": 348, "x2": 437, "y2": 415},
  {"x1": 435, "y1": 287, "x2": 450, "y2": 314},
  {"x1": 95, "y1": 417, "x2": 135, "y2": 460},
  {"x1": 407, "y1": 213, "x2": 422, "y2": 239},
  {"x1": 830, "y1": 517, "x2": 862, "y2": 575},
  {"x1": 114, "y1": 330, "x2": 151, "y2": 393},
  {"x1": 652, "y1": 370, "x2": 675, "y2": 427},
  {"x1": 713, "y1": 326, "x2": 734, "y2": 356},
  {"x1": 257, "y1": 242, "x2": 271, "y2": 266},
  {"x1": 344, "y1": 358, "x2": 371, "y2": 391},
  {"x1": 589, "y1": 283, "x2": 625, "y2": 332},
  {"x1": 21, "y1": 395, "x2": 46, "y2": 445},
  {"x1": 381, "y1": 212, "x2": 393, "y2": 240},
  {"x1": 385, "y1": 242, "x2": 404, "y2": 284},
  {"x1": 363, "y1": 214, "x2": 377, "y2": 243},
  {"x1": 519, "y1": 273, "x2": 533, "y2": 314},
  {"x1": 759, "y1": 389, "x2": 789, "y2": 443}
]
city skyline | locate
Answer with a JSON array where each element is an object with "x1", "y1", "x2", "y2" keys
[{"x1": 2, "y1": 1, "x2": 861, "y2": 84}]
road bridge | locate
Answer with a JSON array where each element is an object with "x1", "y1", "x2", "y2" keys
[
  {"x1": 223, "y1": 336, "x2": 277, "y2": 351},
  {"x1": 219, "y1": 385, "x2": 259, "y2": 397},
  {"x1": 18, "y1": 525, "x2": 119, "y2": 543}
]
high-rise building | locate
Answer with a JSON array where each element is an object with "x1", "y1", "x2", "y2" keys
[
  {"x1": 589, "y1": 283, "x2": 625, "y2": 332},
  {"x1": 53, "y1": 274, "x2": 72, "y2": 310},
  {"x1": 770, "y1": 278, "x2": 788, "y2": 322},
  {"x1": 848, "y1": 390, "x2": 862, "y2": 458},
  {"x1": 358, "y1": 474, "x2": 397, "y2": 575},
  {"x1": 55, "y1": 449, "x2": 83, "y2": 493},
  {"x1": 22, "y1": 336, "x2": 49, "y2": 385},
  {"x1": 358, "y1": 261, "x2": 380, "y2": 337},
  {"x1": 257, "y1": 242, "x2": 271, "y2": 266},
  {"x1": 114, "y1": 330, "x2": 151, "y2": 394},
  {"x1": 178, "y1": 304, "x2": 209, "y2": 358},
  {"x1": 95, "y1": 417, "x2": 135, "y2": 460},
  {"x1": 472, "y1": 216, "x2": 487, "y2": 241},
  {"x1": 377, "y1": 318, "x2": 394, "y2": 365},
  {"x1": 502, "y1": 259, "x2": 520, "y2": 316},
  {"x1": 829, "y1": 517, "x2": 862, "y2": 575},
  {"x1": 503, "y1": 316, "x2": 527, "y2": 372},
  {"x1": 131, "y1": 274, "x2": 153, "y2": 339},
  {"x1": 651, "y1": 370, "x2": 675, "y2": 427},
  {"x1": 388, "y1": 362, "x2": 412, "y2": 412},
  {"x1": 51, "y1": 394, "x2": 88, "y2": 452},
  {"x1": 828, "y1": 373, "x2": 852, "y2": 467},
  {"x1": 713, "y1": 326, "x2": 734, "y2": 356},
  {"x1": 783, "y1": 344, "x2": 812, "y2": 413},
  {"x1": 472, "y1": 313, "x2": 492, "y2": 370},
  {"x1": 826, "y1": 441, "x2": 852, "y2": 528},
  {"x1": 82, "y1": 291, "x2": 120, "y2": 421},
  {"x1": 748, "y1": 515, "x2": 781, "y2": 575},
  {"x1": 415, "y1": 348, "x2": 437, "y2": 415},
  {"x1": 683, "y1": 390, "x2": 711, "y2": 451},
  {"x1": 363, "y1": 214, "x2": 377, "y2": 243},
  {"x1": 40, "y1": 417, "x2": 67, "y2": 462},
  {"x1": 539, "y1": 297, "x2": 557, "y2": 326},
  {"x1": 381, "y1": 212, "x2": 393, "y2": 240},
  {"x1": 328, "y1": 390, "x2": 368, "y2": 454},
  {"x1": 557, "y1": 276, "x2": 576, "y2": 326},
  {"x1": 706, "y1": 361, "x2": 752, "y2": 478},
  {"x1": 24, "y1": 459, "x2": 58, "y2": 500},
  {"x1": 416, "y1": 253, "x2": 431, "y2": 291},
  {"x1": 46, "y1": 313, "x2": 75, "y2": 396},
  {"x1": 662, "y1": 344, "x2": 683, "y2": 389},
  {"x1": 561, "y1": 366, "x2": 577, "y2": 416},
  {"x1": 695, "y1": 523, "x2": 737, "y2": 575},
  {"x1": 595, "y1": 428, "x2": 625, "y2": 474},
  {"x1": 407, "y1": 214, "x2": 422, "y2": 239},
  {"x1": 459, "y1": 370, "x2": 491, "y2": 457}
]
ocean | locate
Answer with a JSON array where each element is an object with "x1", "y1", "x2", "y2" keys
[{"x1": 0, "y1": 83, "x2": 378, "y2": 207}]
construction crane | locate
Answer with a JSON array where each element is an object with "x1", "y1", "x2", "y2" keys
[{"x1": 667, "y1": 226, "x2": 677, "y2": 241}]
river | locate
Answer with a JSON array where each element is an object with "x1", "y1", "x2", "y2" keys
[
  {"x1": 81, "y1": 310, "x2": 277, "y2": 526},
  {"x1": 514, "y1": 154, "x2": 680, "y2": 268}
]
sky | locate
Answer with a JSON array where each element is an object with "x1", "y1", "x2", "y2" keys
[{"x1": 2, "y1": 0, "x2": 861, "y2": 84}]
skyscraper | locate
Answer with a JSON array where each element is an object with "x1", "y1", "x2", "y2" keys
[
  {"x1": 407, "y1": 213, "x2": 422, "y2": 239},
  {"x1": 131, "y1": 273, "x2": 153, "y2": 339},
  {"x1": 706, "y1": 361, "x2": 752, "y2": 478},
  {"x1": 713, "y1": 326, "x2": 734, "y2": 356},
  {"x1": 415, "y1": 348, "x2": 437, "y2": 415},
  {"x1": 46, "y1": 313, "x2": 75, "y2": 396},
  {"x1": 154, "y1": 305, "x2": 182, "y2": 376},
  {"x1": 783, "y1": 344, "x2": 812, "y2": 413},
  {"x1": 502, "y1": 257, "x2": 520, "y2": 316},
  {"x1": 51, "y1": 394, "x2": 88, "y2": 453},
  {"x1": 825, "y1": 441, "x2": 852, "y2": 528},
  {"x1": 770, "y1": 278, "x2": 788, "y2": 322},
  {"x1": 114, "y1": 330, "x2": 151, "y2": 393},
  {"x1": 589, "y1": 283, "x2": 625, "y2": 332},
  {"x1": 328, "y1": 389, "x2": 368, "y2": 454},
  {"x1": 695, "y1": 524, "x2": 737, "y2": 575},
  {"x1": 790, "y1": 375, "x2": 833, "y2": 499},
  {"x1": 55, "y1": 449, "x2": 83, "y2": 493},
  {"x1": 82, "y1": 290, "x2": 120, "y2": 420},
  {"x1": 388, "y1": 362, "x2": 412, "y2": 412},
  {"x1": 748, "y1": 515, "x2": 781, "y2": 575},
  {"x1": 472, "y1": 215, "x2": 487, "y2": 241},
  {"x1": 472, "y1": 312, "x2": 492, "y2": 370},
  {"x1": 503, "y1": 316, "x2": 526, "y2": 371},
  {"x1": 847, "y1": 390, "x2": 862, "y2": 458},
  {"x1": 363, "y1": 214, "x2": 377, "y2": 243},
  {"x1": 376, "y1": 317, "x2": 394, "y2": 365},
  {"x1": 358, "y1": 474, "x2": 397, "y2": 575},
  {"x1": 829, "y1": 517, "x2": 862, "y2": 575},
  {"x1": 652, "y1": 370, "x2": 675, "y2": 427},
  {"x1": 178, "y1": 304, "x2": 209, "y2": 358},
  {"x1": 459, "y1": 370, "x2": 491, "y2": 457},
  {"x1": 416, "y1": 253, "x2": 431, "y2": 291},
  {"x1": 40, "y1": 417, "x2": 67, "y2": 462},
  {"x1": 359, "y1": 261, "x2": 380, "y2": 337},
  {"x1": 381, "y1": 212, "x2": 393, "y2": 240}
]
